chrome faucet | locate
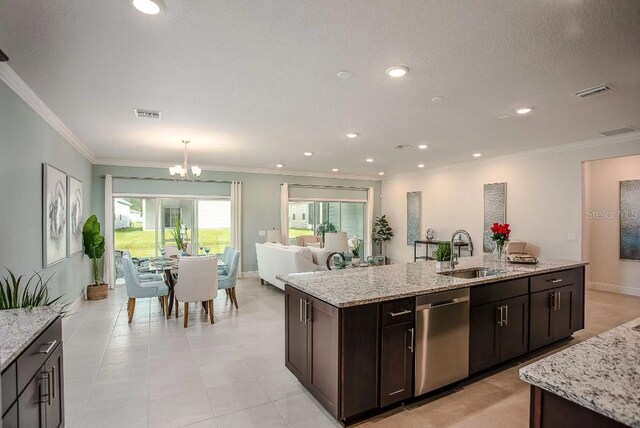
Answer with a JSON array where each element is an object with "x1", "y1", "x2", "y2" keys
[{"x1": 450, "y1": 230, "x2": 474, "y2": 269}]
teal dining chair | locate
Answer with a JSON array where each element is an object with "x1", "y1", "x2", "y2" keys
[
  {"x1": 218, "y1": 249, "x2": 240, "y2": 308},
  {"x1": 123, "y1": 251, "x2": 163, "y2": 283},
  {"x1": 218, "y1": 246, "x2": 233, "y2": 275},
  {"x1": 122, "y1": 255, "x2": 169, "y2": 323}
]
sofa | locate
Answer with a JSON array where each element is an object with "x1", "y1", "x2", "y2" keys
[{"x1": 255, "y1": 242, "x2": 329, "y2": 290}]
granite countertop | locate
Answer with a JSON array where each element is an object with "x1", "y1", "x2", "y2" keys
[
  {"x1": 519, "y1": 318, "x2": 640, "y2": 427},
  {"x1": 0, "y1": 307, "x2": 61, "y2": 371},
  {"x1": 277, "y1": 255, "x2": 586, "y2": 307}
]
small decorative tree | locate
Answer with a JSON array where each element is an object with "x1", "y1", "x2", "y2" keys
[
  {"x1": 83, "y1": 215, "x2": 108, "y2": 300},
  {"x1": 372, "y1": 215, "x2": 394, "y2": 259}
]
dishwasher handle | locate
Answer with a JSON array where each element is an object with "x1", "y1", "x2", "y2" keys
[{"x1": 417, "y1": 296, "x2": 469, "y2": 310}]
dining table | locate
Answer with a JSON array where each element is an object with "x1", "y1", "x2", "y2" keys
[{"x1": 139, "y1": 255, "x2": 226, "y2": 318}]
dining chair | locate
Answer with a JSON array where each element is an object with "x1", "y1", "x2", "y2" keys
[
  {"x1": 218, "y1": 249, "x2": 240, "y2": 309},
  {"x1": 174, "y1": 256, "x2": 218, "y2": 328},
  {"x1": 123, "y1": 251, "x2": 164, "y2": 283},
  {"x1": 218, "y1": 246, "x2": 233, "y2": 274},
  {"x1": 122, "y1": 255, "x2": 169, "y2": 323},
  {"x1": 165, "y1": 246, "x2": 180, "y2": 257}
]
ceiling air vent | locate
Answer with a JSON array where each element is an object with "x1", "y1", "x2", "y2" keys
[
  {"x1": 133, "y1": 108, "x2": 161, "y2": 119},
  {"x1": 598, "y1": 126, "x2": 639, "y2": 137},
  {"x1": 393, "y1": 144, "x2": 412, "y2": 150},
  {"x1": 572, "y1": 84, "x2": 615, "y2": 99}
]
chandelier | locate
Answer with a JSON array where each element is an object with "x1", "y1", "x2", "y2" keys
[{"x1": 169, "y1": 140, "x2": 201, "y2": 180}]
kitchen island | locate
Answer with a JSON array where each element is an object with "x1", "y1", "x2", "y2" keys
[
  {"x1": 278, "y1": 255, "x2": 587, "y2": 424},
  {"x1": 520, "y1": 317, "x2": 639, "y2": 428},
  {"x1": 1, "y1": 307, "x2": 64, "y2": 427}
]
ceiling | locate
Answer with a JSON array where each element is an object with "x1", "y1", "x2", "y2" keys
[{"x1": 1, "y1": 0, "x2": 639, "y2": 178}]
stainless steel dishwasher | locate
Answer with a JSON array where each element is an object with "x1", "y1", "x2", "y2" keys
[{"x1": 414, "y1": 288, "x2": 470, "y2": 396}]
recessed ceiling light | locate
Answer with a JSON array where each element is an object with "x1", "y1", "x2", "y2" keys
[
  {"x1": 378, "y1": 172, "x2": 385, "y2": 176},
  {"x1": 473, "y1": 153, "x2": 482, "y2": 158},
  {"x1": 498, "y1": 114, "x2": 510, "y2": 119},
  {"x1": 431, "y1": 96, "x2": 445, "y2": 102},
  {"x1": 304, "y1": 152, "x2": 313, "y2": 157},
  {"x1": 418, "y1": 144, "x2": 428, "y2": 150},
  {"x1": 132, "y1": 0, "x2": 163, "y2": 14},
  {"x1": 514, "y1": 107, "x2": 533, "y2": 115},
  {"x1": 332, "y1": 168, "x2": 339, "y2": 172},
  {"x1": 418, "y1": 164, "x2": 425, "y2": 168},
  {"x1": 346, "y1": 132, "x2": 359, "y2": 139},
  {"x1": 366, "y1": 158, "x2": 374, "y2": 163},
  {"x1": 276, "y1": 164, "x2": 284, "y2": 168},
  {"x1": 336, "y1": 70, "x2": 352, "y2": 79},
  {"x1": 386, "y1": 66, "x2": 409, "y2": 78}
]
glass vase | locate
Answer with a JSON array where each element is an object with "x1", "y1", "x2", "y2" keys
[{"x1": 493, "y1": 241, "x2": 505, "y2": 262}]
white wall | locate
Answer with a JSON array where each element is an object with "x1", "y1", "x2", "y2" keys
[
  {"x1": 584, "y1": 154, "x2": 640, "y2": 295},
  {"x1": 382, "y1": 135, "x2": 640, "y2": 277}
]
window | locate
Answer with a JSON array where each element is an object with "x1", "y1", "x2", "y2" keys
[
  {"x1": 292, "y1": 213, "x2": 296, "y2": 220},
  {"x1": 164, "y1": 207, "x2": 181, "y2": 228},
  {"x1": 302, "y1": 213, "x2": 306, "y2": 220}
]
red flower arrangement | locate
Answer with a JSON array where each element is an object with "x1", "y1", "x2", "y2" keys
[{"x1": 490, "y1": 223, "x2": 511, "y2": 245}]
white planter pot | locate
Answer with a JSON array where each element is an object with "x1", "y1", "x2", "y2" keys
[
  {"x1": 435, "y1": 261, "x2": 449, "y2": 270},
  {"x1": 352, "y1": 257, "x2": 361, "y2": 266}
]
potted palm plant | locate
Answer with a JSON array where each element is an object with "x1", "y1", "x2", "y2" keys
[
  {"x1": 351, "y1": 235, "x2": 361, "y2": 266},
  {"x1": 0, "y1": 269, "x2": 65, "y2": 312},
  {"x1": 83, "y1": 215, "x2": 108, "y2": 300}
]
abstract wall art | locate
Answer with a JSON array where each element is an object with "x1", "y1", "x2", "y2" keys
[
  {"x1": 483, "y1": 182, "x2": 507, "y2": 252},
  {"x1": 43, "y1": 164, "x2": 67, "y2": 267},
  {"x1": 620, "y1": 179, "x2": 640, "y2": 260},
  {"x1": 68, "y1": 175, "x2": 83, "y2": 256},
  {"x1": 407, "y1": 191, "x2": 422, "y2": 245}
]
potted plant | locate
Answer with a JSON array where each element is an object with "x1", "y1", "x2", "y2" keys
[
  {"x1": 372, "y1": 215, "x2": 394, "y2": 264},
  {"x1": 170, "y1": 213, "x2": 189, "y2": 256},
  {"x1": 0, "y1": 269, "x2": 66, "y2": 312},
  {"x1": 316, "y1": 220, "x2": 336, "y2": 243},
  {"x1": 433, "y1": 241, "x2": 451, "y2": 270},
  {"x1": 351, "y1": 235, "x2": 361, "y2": 266},
  {"x1": 83, "y1": 215, "x2": 108, "y2": 300}
]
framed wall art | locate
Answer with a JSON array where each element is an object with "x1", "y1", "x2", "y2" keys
[
  {"x1": 620, "y1": 179, "x2": 640, "y2": 261},
  {"x1": 407, "y1": 191, "x2": 422, "y2": 245},
  {"x1": 483, "y1": 182, "x2": 507, "y2": 252},
  {"x1": 68, "y1": 175, "x2": 84, "y2": 256},
  {"x1": 43, "y1": 163, "x2": 67, "y2": 267}
]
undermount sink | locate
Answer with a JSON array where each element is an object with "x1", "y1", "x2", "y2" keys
[{"x1": 438, "y1": 267, "x2": 506, "y2": 279}]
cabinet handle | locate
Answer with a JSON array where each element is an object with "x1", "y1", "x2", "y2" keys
[
  {"x1": 408, "y1": 328, "x2": 415, "y2": 353},
  {"x1": 51, "y1": 366, "x2": 56, "y2": 399},
  {"x1": 550, "y1": 292, "x2": 556, "y2": 310},
  {"x1": 38, "y1": 340, "x2": 57, "y2": 355},
  {"x1": 547, "y1": 278, "x2": 563, "y2": 284},
  {"x1": 557, "y1": 292, "x2": 561, "y2": 310},
  {"x1": 39, "y1": 372, "x2": 51, "y2": 405},
  {"x1": 389, "y1": 309, "x2": 412, "y2": 317},
  {"x1": 503, "y1": 304, "x2": 509, "y2": 326},
  {"x1": 305, "y1": 301, "x2": 312, "y2": 323},
  {"x1": 299, "y1": 298, "x2": 303, "y2": 322},
  {"x1": 497, "y1": 305, "x2": 503, "y2": 326}
]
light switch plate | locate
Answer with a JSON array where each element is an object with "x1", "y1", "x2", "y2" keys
[
  {"x1": 258, "y1": 230, "x2": 266, "y2": 237},
  {"x1": 566, "y1": 233, "x2": 577, "y2": 241}
]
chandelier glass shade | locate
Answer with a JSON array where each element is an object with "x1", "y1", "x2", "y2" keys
[{"x1": 169, "y1": 140, "x2": 201, "y2": 180}]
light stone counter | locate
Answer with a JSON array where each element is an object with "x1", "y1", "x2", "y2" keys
[
  {"x1": 519, "y1": 318, "x2": 640, "y2": 427},
  {"x1": 277, "y1": 255, "x2": 586, "y2": 308},
  {"x1": 0, "y1": 307, "x2": 60, "y2": 371}
]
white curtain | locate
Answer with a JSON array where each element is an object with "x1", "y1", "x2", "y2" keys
[
  {"x1": 280, "y1": 183, "x2": 289, "y2": 244},
  {"x1": 231, "y1": 181, "x2": 243, "y2": 277},
  {"x1": 104, "y1": 175, "x2": 115, "y2": 289},
  {"x1": 366, "y1": 187, "x2": 375, "y2": 257}
]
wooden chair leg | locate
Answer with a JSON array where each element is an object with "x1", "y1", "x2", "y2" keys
[
  {"x1": 163, "y1": 296, "x2": 169, "y2": 319},
  {"x1": 209, "y1": 300, "x2": 214, "y2": 324},
  {"x1": 231, "y1": 288, "x2": 239, "y2": 309},
  {"x1": 175, "y1": 296, "x2": 179, "y2": 318},
  {"x1": 183, "y1": 302, "x2": 189, "y2": 328},
  {"x1": 260, "y1": 278, "x2": 264, "y2": 285},
  {"x1": 128, "y1": 298, "x2": 135, "y2": 324}
]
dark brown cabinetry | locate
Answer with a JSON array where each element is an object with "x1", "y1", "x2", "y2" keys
[
  {"x1": 379, "y1": 298, "x2": 414, "y2": 407},
  {"x1": 1, "y1": 317, "x2": 64, "y2": 428},
  {"x1": 529, "y1": 268, "x2": 585, "y2": 352},
  {"x1": 469, "y1": 279, "x2": 529, "y2": 374}
]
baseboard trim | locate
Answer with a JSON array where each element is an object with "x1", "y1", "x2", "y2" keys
[
  {"x1": 241, "y1": 271, "x2": 259, "y2": 278},
  {"x1": 587, "y1": 281, "x2": 640, "y2": 297}
]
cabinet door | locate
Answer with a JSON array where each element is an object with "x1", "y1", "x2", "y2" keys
[
  {"x1": 380, "y1": 321, "x2": 414, "y2": 407},
  {"x1": 2, "y1": 402, "x2": 18, "y2": 428},
  {"x1": 552, "y1": 285, "x2": 574, "y2": 340},
  {"x1": 18, "y1": 368, "x2": 46, "y2": 428},
  {"x1": 469, "y1": 302, "x2": 501, "y2": 374},
  {"x1": 285, "y1": 286, "x2": 309, "y2": 383},
  {"x1": 44, "y1": 343, "x2": 64, "y2": 428},
  {"x1": 307, "y1": 297, "x2": 339, "y2": 418},
  {"x1": 529, "y1": 290, "x2": 554, "y2": 352},
  {"x1": 499, "y1": 295, "x2": 529, "y2": 361}
]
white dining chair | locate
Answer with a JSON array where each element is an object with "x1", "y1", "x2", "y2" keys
[{"x1": 174, "y1": 256, "x2": 218, "y2": 328}]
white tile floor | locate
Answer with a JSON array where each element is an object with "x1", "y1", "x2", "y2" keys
[{"x1": 62, "y1": 278, "x2": 640, "y2": 428}]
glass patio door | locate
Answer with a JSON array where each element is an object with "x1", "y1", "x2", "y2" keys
[{"x1": 158, "y1": 198, "x2": 195, "y2": 253}]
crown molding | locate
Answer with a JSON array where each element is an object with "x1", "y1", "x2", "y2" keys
[
  {"x1": 94, "y1": 158, "x2": 382, "y2": 182},
  {"x1": 0, "y1": 64, "x2": 96, "y2": 163},
  {"x1": 386, "y1": 131, "x2": 640, "y2": 180}
]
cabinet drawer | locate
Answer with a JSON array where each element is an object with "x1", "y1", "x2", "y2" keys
[
  {"x1": 530, "y1": 269, "x2": 576, "y2": 293},
  {"x1": 381, "y1": 298, "x2": 414, "y2": 326},
  {"x1": 470, "y1": 278, "x2": 528, "y2": 307},
  {"x1": 2, "y1": 362, "x2": 17, "y2": 415},
  {"x1": 17, "y1": 317, "x2": 61, "y2": 394}
]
